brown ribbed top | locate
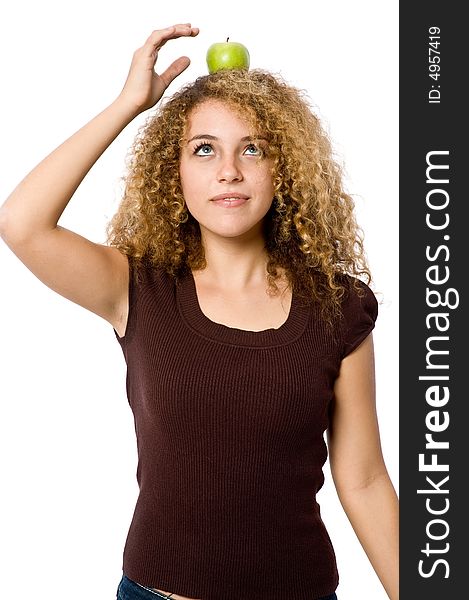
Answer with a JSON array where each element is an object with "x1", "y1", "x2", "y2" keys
[{"x1": 114, "y1": 258, "x2": 378, "y2": 600}]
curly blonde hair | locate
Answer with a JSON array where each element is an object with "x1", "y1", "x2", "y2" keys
[{"x1": 105, "y1": 68, "x2": 372, "y2": 323}]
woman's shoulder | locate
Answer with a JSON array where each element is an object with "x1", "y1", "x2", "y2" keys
[
  {"x1": 130, "y1": 254, "x2": 171, "y2": 279},
  {"x1": 336, "y1": 274, "x2": 378, "y2": 358},
  {"x1": 334, "y1": 272, "x2": 376, "y2": 303}
]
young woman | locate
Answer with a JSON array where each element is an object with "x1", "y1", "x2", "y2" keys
[{"x1": 0, "y1": 23, "x2": 398, "y2": 600}]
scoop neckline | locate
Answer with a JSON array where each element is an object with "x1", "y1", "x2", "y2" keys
[{"x1": 176, "y1": 269, "x2": 310, "y2": 348}]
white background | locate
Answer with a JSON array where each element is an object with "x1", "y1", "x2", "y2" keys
[{"x1": 0, "y1": 1, "x2": 398, "y2": 598}]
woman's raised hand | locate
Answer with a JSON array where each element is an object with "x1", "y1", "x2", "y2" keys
[{"x1": 118, "y1": 24, "x2": 199, "y2": 115}]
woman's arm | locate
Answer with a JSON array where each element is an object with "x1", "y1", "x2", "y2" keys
[
  {"x1": 327, "y1": 334, "x2": 399, "y2": 599},
  {"x1": 0, "y1": 25, "x2": 198, "y2": 329}
]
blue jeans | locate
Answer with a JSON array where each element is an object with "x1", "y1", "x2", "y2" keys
[{"x1": 116, "y1": 573, "x2": 338, "y2": 599}]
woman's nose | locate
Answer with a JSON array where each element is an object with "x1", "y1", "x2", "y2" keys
[{"x1": 217, "y1": 155, "x2": 243, "y2": 182}]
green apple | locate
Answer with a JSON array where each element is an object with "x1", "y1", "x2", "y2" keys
[{"x1": 206, "y1": 38, "x2": 250, "y2": 74}]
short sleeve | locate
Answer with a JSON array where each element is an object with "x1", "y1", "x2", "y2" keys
[{"x1": 340, "y1": 278, "x2": 378, "y2": 359}]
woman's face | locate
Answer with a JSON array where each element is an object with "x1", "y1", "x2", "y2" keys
[{"x1": 179, "y1": 99, "x2": 275, "y2": 241}]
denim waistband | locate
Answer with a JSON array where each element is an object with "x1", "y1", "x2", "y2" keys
[{"x1": 116, "y1": 573, "x2": 338, "y2": 600}]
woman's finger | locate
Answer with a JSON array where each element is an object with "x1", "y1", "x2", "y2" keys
[
  {"x1": 144, "y1": 24, "x2": 199, "y2": 53},
  {"x1": 119, "y1": 24, "x2": 198, "y2": 113}
]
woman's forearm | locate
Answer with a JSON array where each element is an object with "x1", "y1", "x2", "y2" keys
[
  {"x1": 0, "y1": 96, "x2": 138, "y2": 239},
  {"x1": 0, "y1": 25, "x2": 199, "y2": 243},
  {"x1": 337, "y1": 473, "x2": 399, "y2": 599}
]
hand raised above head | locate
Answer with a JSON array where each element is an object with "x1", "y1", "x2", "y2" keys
[{"x1": 118, "y1": 23, "x2": 199, "y2": 116}]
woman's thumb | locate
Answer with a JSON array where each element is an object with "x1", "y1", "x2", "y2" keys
[{"x1": 160, "y1": 56, "x2": 191, "y2": 88}]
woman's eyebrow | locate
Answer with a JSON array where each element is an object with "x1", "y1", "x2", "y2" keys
[
  {"x1": 187, "y1": 134, "x2": 268, "y2": 143},
  {"x1": 187, "y1": 134, "x2": 217, "y2": 143}
]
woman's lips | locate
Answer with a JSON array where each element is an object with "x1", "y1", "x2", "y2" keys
[
  {"x1": 211, "y1": 197, "x2": 249, "y2": 207},
  {"x1": 211, "y1": 193, "x2": 249, "y2": 207}
]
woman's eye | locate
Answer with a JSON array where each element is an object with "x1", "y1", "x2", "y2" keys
[
  {"x1": 194, "y1": 143, "x2": 213, "y2": 156},
  {"x1": 244, "y1": 144, "x2": 260, "y2": 155}
]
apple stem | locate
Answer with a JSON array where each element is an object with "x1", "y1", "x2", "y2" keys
[{"x1": 226, "y1": 37, "x2": 229, "y2": 42}]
